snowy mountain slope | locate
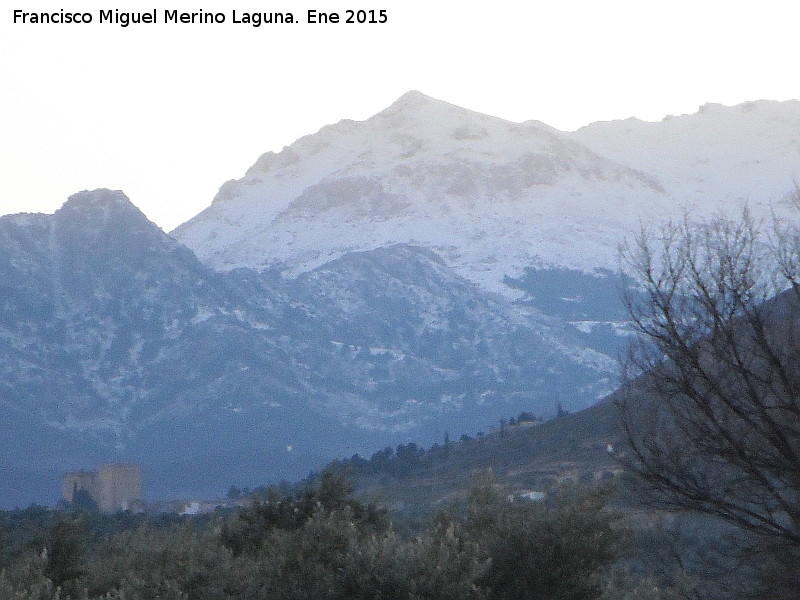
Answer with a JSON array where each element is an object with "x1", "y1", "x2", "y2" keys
[
  {"x1": 7, "y1": 94, "x2": 799, "y2": 507},
  {"x1": 173, "y1": 93, "x2": 800, "y2": 297},
  {"x1": 572, "y1": 99, "x2": 800, "y2": 214},
  {"x1": 172, "y1": 91, "x2": 671, "y2": 294},
  {"x1": 0, "y1": 190, "x2": 615, "y2": 507}
]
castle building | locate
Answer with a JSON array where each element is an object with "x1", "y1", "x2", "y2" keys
[
  {"x1": 62, "y1": 470, "x2": 99, "y2": 505},
  {"x1": 62, "y1": 462, "x2": 142, "y2": 512}
]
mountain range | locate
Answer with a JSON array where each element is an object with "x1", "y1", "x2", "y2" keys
[
  {"x1": 174, "y1": 92, "x2": 800, "y2": 293},
  {"x1": 2, "y1": 92, "x2": 799, "y2": 508}
]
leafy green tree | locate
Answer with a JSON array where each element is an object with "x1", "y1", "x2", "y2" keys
[
  {"x1": 43, "y1": 518, "x2": 86, "y2": 597},
  {"x1": 86, "y1": 523, "x2": 233, "y2": 600},
  {"x1": 222, "y1": 466, "x2": 386, "y2": 556},
  {"x1": 232, "y1": 505, "x2": 487, "y2": 600},
  {"x1": 336, "y1": 519, "x2": 488, "y2": 600},
  {"x1": 457, "y1": 475, "x2": 619, "y2": 600},
  {"x1": 1, "y1": 550, "x2": 65, "y2": 600},
  {"x1": 0, "y1": 519, "x2": 6, "y2": 569},
  {"x1": 0, "y1": 459, "x2": 625, "y2": 599}
]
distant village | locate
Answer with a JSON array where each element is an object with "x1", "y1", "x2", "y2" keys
[{"x1": 62, "y1": 463, "x2": 249, "y2": 515}]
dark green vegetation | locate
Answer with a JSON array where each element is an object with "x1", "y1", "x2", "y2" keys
[
  {"x1": 0, "y1": 405, "x2": 758, "y2": 599},
  {"x1": 0, "y1": 469, "x2": 626, "y2": 600},
  {"x1": 0, "y1": 391, "x2": 789, "y2": 599},
  {"x1": 323, "y1": 406, "x2": 620, "y2": 528}
]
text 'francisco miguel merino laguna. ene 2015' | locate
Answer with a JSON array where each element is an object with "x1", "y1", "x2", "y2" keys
[{"x1": 12, "y1": 9, "x2": 309, "y2": 27}]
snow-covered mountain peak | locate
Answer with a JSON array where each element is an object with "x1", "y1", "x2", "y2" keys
[
  {"x1": 572, "y1": 100, "x2": 800, "y2": 210},
  {"x1": 58, "y1": 188, "x2": 155, "y2": 229},
  {"x1": 240, "y1": 91, "x2": 574, "y2": 188},
  {"x1": 0, "y1": 189, "x2": 142, "y2": 226},
  {"x1": 174, "y1": 93, "x2": 800, "y2": 295},
  {"x1": 9, "y1": 96, "x2": 800, "y2": 506},
  {"x1": 371, "y1": 89, "x2": 497, "y2": 136},
  {"x1": 49, "y1": 189, "x2": 187, "y2": 265},
  {"x1": 382, "y1": 89, "x2": 440, "y2": 110},
  {"x1": 62, "y1": 188, "x2": 136, "y2": 211},
  {"x1": 375, "y1": 89, "x2": 450, "y2": 120}
]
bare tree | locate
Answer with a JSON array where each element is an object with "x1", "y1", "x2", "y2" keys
[{"x1": 618, "y1": 210, "x2": 800, "y2": 550}]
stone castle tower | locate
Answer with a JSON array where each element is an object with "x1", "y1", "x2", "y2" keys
[{"x1": 62, "y1": 462, "x2": 142, "y2": 512}]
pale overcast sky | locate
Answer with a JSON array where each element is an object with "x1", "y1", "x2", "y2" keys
[{"x1": 2, "y1": 0, "x2": 799, "y2": 231}]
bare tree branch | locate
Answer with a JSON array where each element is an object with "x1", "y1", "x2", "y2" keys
[{"x1": 618, "y1": 211, "x2": 800, "y2": 546}]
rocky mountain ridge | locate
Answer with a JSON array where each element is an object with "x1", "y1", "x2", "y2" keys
[
  {"x1": 174, "y1": 92, "x2": 800, "y2": 296},
  {"x1": 5, "y1": 93, "x2": 798, "y2": 508},
  {"x1": 0, "y1": 190, "x2": 614, "y2": 508}
]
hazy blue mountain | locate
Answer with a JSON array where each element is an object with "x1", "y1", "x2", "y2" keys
[
  {"x1": 0, "y1": 190, "x2": 614, "y2": 508},
  {"x1": 10, "y1": 94, "x2": 796, "y2": 509}
]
